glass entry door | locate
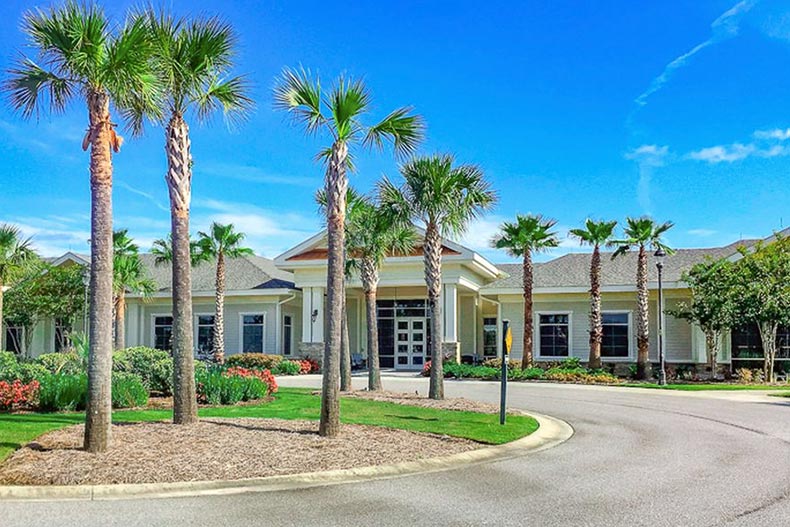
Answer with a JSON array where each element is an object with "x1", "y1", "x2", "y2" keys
[{"x1": 395, "y1": 317, "x2": 426, "y2": 369}]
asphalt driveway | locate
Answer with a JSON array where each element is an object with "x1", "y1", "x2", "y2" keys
[{"x1": 2, "y1": 375, "x2": 789, "y2": 527}]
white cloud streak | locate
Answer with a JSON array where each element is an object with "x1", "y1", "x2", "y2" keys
[
  {"x1": 625, "y1": 145, "x2": 670, "y2": 213},
  {"x1": 634, "y1": 0, "x2": 757, "y2": 108}
]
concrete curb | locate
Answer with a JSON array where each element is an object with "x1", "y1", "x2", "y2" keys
[{"x1": 0, "y1": 412, "x2": 573, "y2": 502}]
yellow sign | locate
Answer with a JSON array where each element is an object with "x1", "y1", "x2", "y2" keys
[{"x1": 504, "y1": 327, "x2": 512, "y2": 355}]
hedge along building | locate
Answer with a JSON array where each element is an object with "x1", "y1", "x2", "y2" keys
[{"x1": 6, "y1": 230, "x2": 789, "y2": 374}]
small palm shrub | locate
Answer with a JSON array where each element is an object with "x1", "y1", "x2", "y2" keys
[
  {"x1": 275, "y1": 360, "x2": 302, "y2": 375},
  {"x1": 196, "y1": 367, "x2": 276, "y2": 405},
  {"x1": 225, "y1": 353, "x2": 283, "y2": 370},
  {"x1": 37, "y1": 352, "x2": 84, "y2": 375},
  {"x1": 113, "y1": 347, "x2": 174, "y2": 395},
  {"x1": 111, "y1": 372, "x2": 149, "y2": 408},
  {"x1": 37, "y1": 372, "x2": 148, "y2": 411}
]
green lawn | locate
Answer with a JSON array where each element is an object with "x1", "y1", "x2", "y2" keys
[
  {"x1": 768, "y1": 392, "x2": 790, "y2": 398},
  {"x1": 622, "y1": 383, "x2": 790, "y2": 391},
  {"x1": 0, "y1": 388, "x2": 538, "y2": 462}
]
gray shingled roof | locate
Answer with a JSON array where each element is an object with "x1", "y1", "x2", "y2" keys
[
  {"x1": 138, "y1": 253, "x2": 295, "y2": 293},
  {"x1": 484, "y1": 240, "x2": 757, "y2": 290}
]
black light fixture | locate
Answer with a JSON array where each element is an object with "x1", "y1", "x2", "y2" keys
[
  {"x1": 311, "y1": 309, "x2": 319, "y2": 323},
  {"x1": 654, "y1": 247, "x2": 667, "y2": 386}
]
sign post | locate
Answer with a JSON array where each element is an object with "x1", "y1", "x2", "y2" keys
[{"x1": 500, "y1": 319, "x2": 512, "y2": 425}]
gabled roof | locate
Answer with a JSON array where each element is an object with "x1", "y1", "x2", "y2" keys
[
  {"x1": 138, "y1": 253, "x2": 295, "y2": 293},
  {"x1": 484, "y1": 239, "x2": 759, "y2": 291}
]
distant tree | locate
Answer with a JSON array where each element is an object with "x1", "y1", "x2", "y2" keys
[
  {"x1": 729, "y1": 236, "x2": 790, "y2": 381},
  {"x1": 197, "y1": 223, "x2": 253, "y2": 363},
  {"x1": 3, "y1": 258, "x2": 46, "y2": 356},
  {"x1": 113, "y1": 256, "x2": 155, "y2": 350},
  {"x1": 493, "y1": 215, "x2": 559, "y2": 369},
  {"x1": 275, "y1": 68, "x2": 423, "y2": 434},
  {"x1": 0, "y1": 224, "x2": 35, "y2": 347},
  {"x1": 669, "y1": 258, "x2": 737, "y2": 379},
  {"x1": 151, "y1": 234, "x2": 206, "y2": 267},
  {"x1": 612, "y1": 217, "x2": 674, "y2": 380},
  {"x1": 381, "y1": 155, "x2": 496, "y2": 399},
  {"x1": 569, "y1": 219, "x2": 618, "y2": 370}
]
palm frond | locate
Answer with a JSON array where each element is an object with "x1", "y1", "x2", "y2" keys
[
  {"x1": 327, "y1": 76, "x2": 369, "y2": 141},
  {"x1": 4, "y1": 58, "x2": 75, "y2": 118},
  {"x1": 273, "y1": 67, "x2": 325, "y2": 134},
  {"x1": 365, "y1": 106, "x2": 425, "y2": 159},
  {"x1": 193, "y1": 75, "x2": 254, "y2": 126}
]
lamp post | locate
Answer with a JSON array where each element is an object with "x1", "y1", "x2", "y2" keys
[{"x1": 655, "y1": 247, "x2": 667, "y2": 386}]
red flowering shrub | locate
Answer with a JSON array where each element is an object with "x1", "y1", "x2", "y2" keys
[
  {"x1": 224, "y1": 367, "x2": 278, "y2": 395},
  {"x1": 297, "y1": 358, "x2": 319, "y2": 374},
  {"x1": 0, "y1": 379, "x2": 40, "y2": 411},
  {"x1": 421, "y1": 360, "x2": 432, "y2": 377}
]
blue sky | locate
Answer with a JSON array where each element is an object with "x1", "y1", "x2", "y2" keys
[{"x1": 2, "y1": 0, "x2": 790, "y2": 262}]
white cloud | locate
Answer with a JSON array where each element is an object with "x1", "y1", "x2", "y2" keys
[
  {"x1": 688, "y1": 228, "x2": 717, "y2": 237},
  {"x1": 754, "y1": 128, "x2": 790, "y2": 141},
  {"x1": 625, "y1": 145, "x2": 670, "y2": 213},
  {"x1": 116, "y1": 181, "x2": 169, "y2": 212},
  {"x1": 196, "y1": 162, "x2": 318, "y2": 188},
  {"x1": 688, "y1": 143, "x2": 788, "y2": 163},
  {"x1": 634, "y1": 0, "x2": 756, "y2": 108}
]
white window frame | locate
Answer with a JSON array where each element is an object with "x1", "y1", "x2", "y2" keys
[
  {"x1": 239, "y1": 312, "x2": 267, "y2": 354},
  {"x1": 150, "y1": 313, "x2": 174, "y2": 351},
  {"x1": 194, "y1": 313, "x2": 216, "y2": 356},
  {"x1": 600, "y1": 310, "x2": 634, "y2": 361},
  {"x1": 282, "y1": 314, "x2": 293, "y2": 355},
  {"x1": 535, "y1": 311, "x2": 573, "y2": 360}
]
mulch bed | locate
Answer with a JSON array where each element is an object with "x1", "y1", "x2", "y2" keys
[
  {"x1": 0, "y1": 418, "x2": 477, "y2": 486},
  {"x1": 344, "y1": 390, "x2": 502, "y2": 413}
]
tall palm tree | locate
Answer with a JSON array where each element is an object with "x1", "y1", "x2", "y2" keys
[
  {"x1": 197, "y1": 223, "x2": 253, "y2": 363},
  {"x1": 274, "y1": 69, "x2": 423, "y2": 436},
  {"x1": 113, "y1": 254, "x2": 155, "y2": 350},
  {"x1": 4, "y1": 2, "x2": 158, "y2": 452},
  {"x1": 569, "y1": 219, "x2": 618, "y2": 370},
  {"x1": 150, "y1": 234, "x2": 206, "y2": 267},
  {"x1": 491, "y1": 215, "x2": 559, "y2": 369},
  {"x1": 139, "y1": 9, "x2": 253, "y2": 425},
  {"x1": 0, "y1": 225, "x2": 35, "y2": 350},
  {"x1": 347, "y1": 193, "x2": 417, "y2": 391},
  {"x1": 381, "y1": 155, "x2": 496, "y2": 400},
  {"x1": 612, "y1": 217, "x2": 674, "y2": 380}
]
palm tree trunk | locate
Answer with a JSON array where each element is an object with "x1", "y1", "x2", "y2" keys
[
  {"x1": 521, "y1": 251, "x2": 534, "y2": 369},
  {"x1": 320, "y1": 142, "x2": 348, "y2": 437},
  {"x1": 425, "y1": 221, "x2": 444, "y2": 400},
  {"x1": 114, "y1": 293, "x2": 125, "y2": 350},
  {"x1": 705, "y1": 328, "x2": 719, "y2": 380},
  {"x1": 362, "y1": 259, "x2": 381, "y2": 391},
  {"x1": 213, "y1": 252, "x2": 226, "y2": 363},
  {"x1": 635, "y1": 245, "x2": 650, "y2": 380},
  {"x1": 587, "y1": 245, "x2": 603, "y2": 370},
  {"x1": 166, "y1": 113, "x2": 198, "y2": 425},
  {"x1": 84, "y1": 90, "x2": 114, "y2": 453},
  {"x1": 340, "y1": 293, "x2": 352, "y2": 391}
]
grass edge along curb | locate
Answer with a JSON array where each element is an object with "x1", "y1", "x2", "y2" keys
[{"x1": 0, "y1": 411, "x2": 572, "y2": 502}]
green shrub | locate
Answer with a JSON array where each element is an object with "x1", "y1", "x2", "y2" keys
[
  {"x1": 113, "y1": 347, "x2": 174, "y2": 395},
  {"x1": 274, "y1": 360, "x2": 302, "y2": 376},
  {"x1": 37, "y1": 352, "x2": 84, "y2": 375},
  {"x1": 481, "y1": 358, "x2": 522, "y2": 370},
  {"x1": 37, "y1": 373, "x2": 87, "y2": 411},
  {"x1": 0, "y1": 351, "x2": 18, "y2": 381},
  {"x1": 196, "y1": 369, "x2": 269, "y2": 405},
  {"x1": 15, "y1": 362, "x2": 49, "y2": 383},
  {"x1": 225, "y1": 353, "x2": 283, "y2": 370},
  {"x1": 111, "y1": 372, "x2": 149, "y2": 408},
  {"x1": 513, "y1": 367, "x2": 545, "y2": 380}
]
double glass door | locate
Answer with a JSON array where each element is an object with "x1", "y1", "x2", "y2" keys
[{"x1": 396, "y1": 317, "x2": 426, "y2": 369}]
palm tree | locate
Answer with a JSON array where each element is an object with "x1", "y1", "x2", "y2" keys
[
  {"x1": 4, "y1": 2, "x2": 158, "y2": 452},
  {"x1": 570, "y1": 219, "x2": 618, "y2": 370},
  {"x1": 491, "y1": 215, "x2": 559, "y2": 369},
  {"x1": 612, "y1": 217, "x2": 674, "y2": 380},
  {"x1": 274, "y1": 69, "x2": 423, "y2": 435},
  {"x1": 138, "y1": 9, "x2": 253, "y2": 425},
  {"x1": 150, "y1": 234, "x2": 206, "y2": 267},
  {"x1": 381, "y1": 155, "x2": 496, "y2": 400},
  {"x1": 0, "y1": 225, "x2": 35, "y2": 350},
  {"x1": 197, "y1": 223, "x2": 253, "y2": 363},
  {"x1": 347, "y1": 193, "x2": 417, "y2": 391},
  {"x1": 113, "y1": 254, "x2": 155, "y2": 350}
]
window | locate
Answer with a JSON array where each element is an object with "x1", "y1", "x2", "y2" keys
[
  {"x1": 195, "y1": 315, "x2": 215, "y2": 356},
  {"x1": 483, "y1": 317, "x2": 498, "y2": 357},
  {"x1": 54, "y1": 319, "x2": 70, "y2": 352},
  {"x1": 5, "y1": 326, "x2": 23, "y2": 355},
  {"x1": 242, "y1": 314, "x2": 265, "y2": 353},
  {"x1": 538, "y1": 314, "x2": 570, "y2": 357},
  {"x1": 283, "y1": 315, "x2": 292, "y2": 355},
  {"x1": 601, "y1": 312, "x2": 630, "y2": 358},
  {"x1": 154, "y1": 316, "x2": 173, "y2": 351}
]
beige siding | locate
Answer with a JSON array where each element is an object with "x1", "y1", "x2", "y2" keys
[{"x1": 459, "y1": 295, "x2": 477, "y2": 356}]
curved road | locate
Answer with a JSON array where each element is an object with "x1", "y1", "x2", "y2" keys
[{"x1": 2, "y1": 376, "x2": 789, "y2": 526}]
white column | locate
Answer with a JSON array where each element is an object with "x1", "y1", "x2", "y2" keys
[
  {"x1": 496, "y1": 301, "x2": 503, "y2": 359},
  {"x1": 302, "y1": 287, "x2": 313, "y2": 342},
  {"x1": 443, "y1": 283, "x2": 458, "y2": 342},
  {"x1": 275, "y1": 301, "x2": 282, "y2": 355},
  {"x1": 311, "y1": 286, "x2": 325, "y2": 342},
  {"x1": 126, "y1": 303, "x2": 139, "y2": 347}
]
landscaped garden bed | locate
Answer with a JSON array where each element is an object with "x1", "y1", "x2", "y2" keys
[{"x1": 0, "y1": 387, "x2": 539, "y2": 485}]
